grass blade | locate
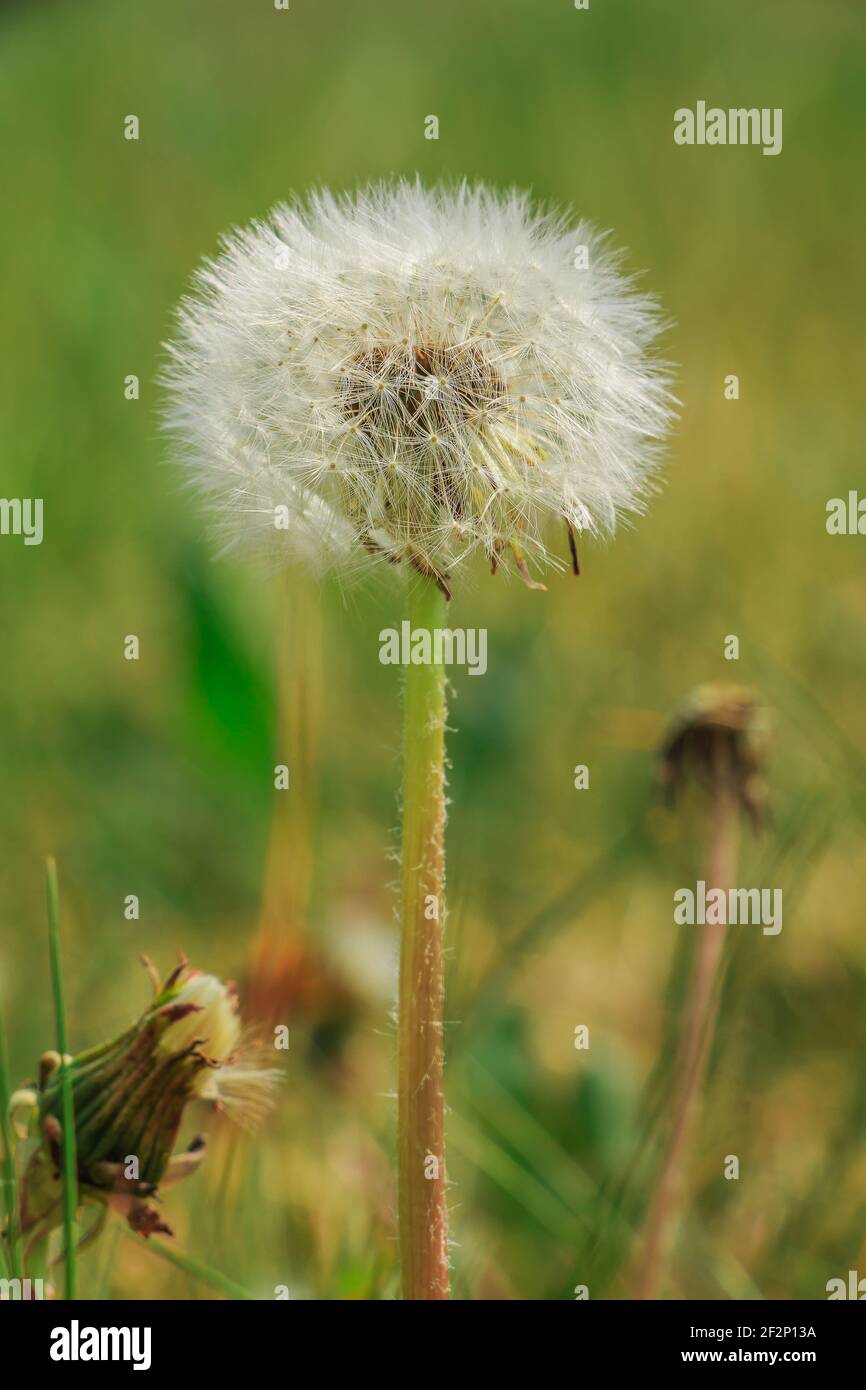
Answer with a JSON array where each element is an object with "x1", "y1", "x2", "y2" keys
[
  {"x1": 46, "y1": 856, "x2": 78, "y2": 1299},
  {"x1": 0, "y1": 1001, "x2": 23, "y2": 1279},
  {"x1": 123, "y1": 1229, "x2": 256, "y2": 1300}
]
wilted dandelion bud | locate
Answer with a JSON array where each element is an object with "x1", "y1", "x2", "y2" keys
[
  {"x1": 658, "y1": 684, "x2": 772, "y2": 830},
  {"x1": 163, "y1": 181, "x2": 674, "y2": 593},
  {"x1": 21, "y1": 959, "x2": 281, "y2": 1240}
]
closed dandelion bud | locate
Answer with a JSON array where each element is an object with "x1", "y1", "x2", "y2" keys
[
  {"x1": 658, "y1": 684, "x2": 772, "y2": 830},
  {"x1": 26, "y1": 959, "x2": 281, "y2": 1240}
]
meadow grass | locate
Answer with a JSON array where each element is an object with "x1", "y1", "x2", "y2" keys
[
  {"x1": 45, "y1": 857, "x2": 79, "y2": 1299},
  {"x1": 0, "y1": 1004, "x2": 23, "y2": 1281},
  {"x1": 124, "y1": 1231, "x2": 255, "y2": 1301},
  {"x1": 0, "y1": 0, "x2": 864, "y2": 1299}
]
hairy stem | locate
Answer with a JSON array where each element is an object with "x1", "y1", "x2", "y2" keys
[
  {"x1": 631, "y1": 766, "x2": 739, "y2": 1299},
  {"x1": 398, "y1": 572, "x2": 449, "y2": 1300}
]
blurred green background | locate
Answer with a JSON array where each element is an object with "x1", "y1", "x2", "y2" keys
[{"x1": 1, "y1": 0, "x2": 865, "y2": 1299}]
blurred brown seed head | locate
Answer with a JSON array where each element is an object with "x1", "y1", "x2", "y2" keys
[{"x1": 658, "y1": 684, "x2": 772, "y2": 830}]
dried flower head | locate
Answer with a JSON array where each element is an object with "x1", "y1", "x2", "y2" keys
[
  {"x1": 658, "y1": 684, "x2": 772, "y2": 830},
  {"x1": 17, "y1": 959, "x2": 281, "y2": 1243},
  {"x1": 162, "y1": 180, "x2": 674, "y2": 593}
]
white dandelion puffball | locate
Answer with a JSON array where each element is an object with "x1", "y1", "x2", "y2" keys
[{"x1": 163, "y1": 180, "x2": 674, "y2": 591}]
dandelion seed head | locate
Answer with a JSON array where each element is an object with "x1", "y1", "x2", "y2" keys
[
  {"x1": 162, "y1": 180, "x2": 675, "y2": 585},
  {"x1": 159, "y1": 968, "x2": 282, "y2": 1125},
  {"x1": 200, "y1": 1061, "x2": 284, "y2": 1132},
  {"x1": 162, "y1": 971, "x2": 240, "y2": 1060},
  {"x1": 659, "y1": 684, "x2": 773, "y2": 831}
]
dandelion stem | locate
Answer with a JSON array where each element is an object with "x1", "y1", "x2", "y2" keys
[
  {"x1": 46, "y1": 857, "x2": 78, "y2": 1300},
  {"x1": 631, "y1": 753, "x2": 739, "y2": 1299},
  {"x1": 398, "y1": 571, "x2": 449, "y2": 1299}
]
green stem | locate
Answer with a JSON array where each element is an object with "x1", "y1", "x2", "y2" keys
[
  {"x1": 397, "y1": 572, "x2": 449, "y2": 1300},
  {"x1": 0, "y1": 1003, "x2": 23, "y2": 1279},
  {"x1": 46, "y1": 857, "x2": 78, "y2": 1299}
]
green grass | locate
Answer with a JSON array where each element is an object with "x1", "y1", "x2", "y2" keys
[
  {"x1": 0, "y1": 0, "x2": 863, "y2": 1300},
  {"x1": 0, "y1": 1003, "x2": 22, "y2": 1281},
  {"x1": 124, "y1": 1230, "x2": 255, "y2": 1301},
  {"x1": 45, "y1": 857, "x2": 79, "y2": 1300}
]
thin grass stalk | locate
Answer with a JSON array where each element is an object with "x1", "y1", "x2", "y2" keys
[
  {"x1": 0, "y1": 1003, "x2": 23, "y2": 1279},
  {"x1": 397, "y1": 572, "x2": 449, "y2": 1300},
  {"x1": 123, "y1": 1229, "x2": 254, "y2": 1300},
  {"x1": 631, "y1": 752, "x2": 739, "y2": 1299},
  {"x1": 454, "y1": 822, "x2": 642, "y2": 1056},
  {"x1": 45, "y1": 856, "x2": 78, "y2": 1299},
  {"x1": 247, "y1": 574, "x2": 321, "y2": 1020}
]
